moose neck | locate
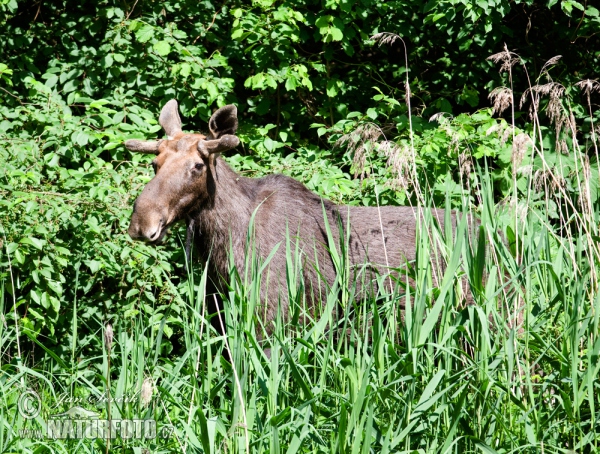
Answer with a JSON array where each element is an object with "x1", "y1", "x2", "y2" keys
[{"x1": 191, "y1": 156, "x2": 253, "y2": 271}]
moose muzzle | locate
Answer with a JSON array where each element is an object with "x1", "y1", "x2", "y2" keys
[{"x1": 128, "y1": 196, "x2": 169, "y2": 244}]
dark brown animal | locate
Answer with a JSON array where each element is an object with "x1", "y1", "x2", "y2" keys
[{"x1": 125, "y1": 100, "x2": 462, "y2": 333}]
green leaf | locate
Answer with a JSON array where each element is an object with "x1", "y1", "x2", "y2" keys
[
  {"x1": 231, "y1": 28, "x2": 244, "y2": 40},
  {"x1": 20, "y1": 237, "x2": 45, "y2": 250},
  {"x1": 586, "y1": 6, "x2": 599, "y2": 16},
  {"x1": 326, "y1": 79, "x2": 338, "y2": 97},
  {"x1": 180, "y1": 62, "x2": 192, "y2": 78},
  {"x1": 366, "y1": 108, "x2": 378, "y2": 120},
  {"x1": 103, "y1": 54, "x2": 114, "y2": 68},
  {"x1": 135, "y1": 24, "x2": 155, "y2": 43},
  {"x1": 315, "y1": 15, "x2": 332, "y2": 28},
  {"x1": 85, "y1": 259, "x2": 102, "y2": 273},
  {"x1": 0, "y1": 63, "x2": 12, "y2": 75},
  {"x1": 153, "y1": 40, "x2": 171, "y2": 56},
  {"x1": 89, "y1": 99, "x2": 111, "y2": 109},
  {"x1": 63, "y1": 79, "x2": 78, "y2": 93},
  {"x1": 285, "y1": 75, "x2": 298, "y2": 91},
  {"x1": 47, "y1": 279, "x2": 63, "y2": 297},
  {"x1": 330, "y1": 26, "x2": 343, "y2": 41},
  {"x1": 44, "y1": 74, "x2": 58, "y2": 88}
]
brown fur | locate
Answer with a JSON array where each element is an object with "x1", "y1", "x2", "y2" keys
[{"x1": 126, "y1": 101, "x2": 468, "y2": 334}]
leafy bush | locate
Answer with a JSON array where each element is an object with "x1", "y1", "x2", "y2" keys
[{"x1": 1, "y1": 0, "x2": 599, "y2": 452}]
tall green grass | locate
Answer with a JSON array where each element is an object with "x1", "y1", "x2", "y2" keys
[
  {"x1": 2, "y1": 47, "x2": 599, "y2": 452},
  {"x1": 1, "y1": 170, "x2": 599, "y2": 453}
]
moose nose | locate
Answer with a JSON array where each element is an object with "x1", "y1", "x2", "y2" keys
[
  {"x1": 128, "y1": 221, "x2": 143, "y2": 241},
  {"x1": 128, "y1": 190, "x2": 167, "y2": 242},
  {"x1": 147, "y1": 226, "x2": 162, "y2": 242}
]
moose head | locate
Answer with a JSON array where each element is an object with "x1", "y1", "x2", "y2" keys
[{"x1": 125, "y1": 100, "x2": 239, "y2": 243}]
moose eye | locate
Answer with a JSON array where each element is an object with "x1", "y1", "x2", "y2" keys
[{"x1": 194, "y1": 162, "x2": 204, "y2": 171}]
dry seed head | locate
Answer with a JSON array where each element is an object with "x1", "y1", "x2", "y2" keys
[
  {"x1": 488, "y1": 87, "x2": 513, "y2": 116},
  {"x1": 521, "y1": 82, "x2": 565, "y2": 122},
  {"x1": 501, "y1": 125, "x2": 514, "y2": 145},
  {"x1": 458, "y1": 152, "x2": 473, "y2": 180},
  {"x1": 579, "y1": 156, "x2": 593, "y2": 216},
  {"x1": 140, "y1": 378, "x2": 153, "y2": 407},
  {"x1": 512, "y1": 133, "x2": 531, "y2": 168},
  {"x1": 487, "y1": 45, "x2": 519, "y2": 73},
  {"x1": 519, "y1": 87, "x2": 539, "y2": 119},
  {"x1": 336, "y1": 123, "x2": 383, "y2": 179},
  {"x1": 547, "y1": 96, "x2": 563, "y2": 127},
  {"x1": 378, "y1": 141, "x2": 413, "y2": 191},
  {"x1": 534, "y1": 169, "x2": 566, "y2": 192},
  {"x1": 541, "y1": 55, "x2": 562, "y2": 74},
  {"x1": 448, "y1": 131, "x2": 461, "y2": 155},
  {"x1": 540, "y1": 82, "x2": 565, "y2": 98},
  {"x1": 351, "y1": 144, "x2": 368, "y2": 179},
  {"x1": 485, "y1": 123, "x2": 499, "y2": 136},
  {"x1": 519, "y1": 88, "x2": 532, "y2": 110},
  {"x1": 533, "y1": 170, "x2": 544, "y2": 192},
  {"x1": 371, "y1": 32, "x2": 400, "y2": 47},
  {"x1": 578, "y1": 189, "x2": 592, "y2": 217},
  {"x1": 429, "y1": 112, "x2": 451, "y2": 124},
  {"x1": 404, "y1": 80, "x2": 411, "y2": 98},
  {"x1": 505, "y1": 198, "x2": 528, "y2": 221},
  {"x1": 104, "y1": 324, "x2": 113, "y2": 351},
  {"x1": 557, "y1": 139, "x2": 569, "y2": 155},
  {"x1": 517, "y1": 164, "x2": 533, "y2": 176},
  {"x1": 582, "y1": 154, "x2": 591, "y2": 180},
  {"x1": 524, "y1": 82, "x2": 571, "y2": 150},
  {"x1": 575, "y1": 79, "x2": 600, "y2": 96}
]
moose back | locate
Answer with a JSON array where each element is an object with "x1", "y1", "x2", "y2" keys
[{"x1": 125, "y1": 100, "x2": 462, "y2": 332}]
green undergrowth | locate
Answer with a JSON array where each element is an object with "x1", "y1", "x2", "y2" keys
[
  {"x1": 2, "y1": 186, "x2": 599, "y2": 452},
  {"x1": 1, "y1": 14, "x2": 599, "y2": 450}
]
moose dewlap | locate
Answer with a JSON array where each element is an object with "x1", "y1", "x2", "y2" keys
[{"x1": 125, "y1": 100, "x2": 467, "y2": 333}]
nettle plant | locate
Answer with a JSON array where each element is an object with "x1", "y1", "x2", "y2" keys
[{"x1": 0, "y1": 74, "x2": 189, "y2": 346}]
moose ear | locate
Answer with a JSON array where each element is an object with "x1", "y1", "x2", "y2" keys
[
  {"x1": 208, "y1": 105, "x2": 238, "y2": 139},
  {"x1": 198, "y1": 135, "x2": 240, "y2": 157},
  {"x1": 124, "y1": 139, "x2": 160, "y2": 154},
  {"x1": 159, "y1": 99, "x2": 183, "y2": 139}
]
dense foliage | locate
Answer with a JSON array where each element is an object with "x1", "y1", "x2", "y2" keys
[{"x1": 1, "y1": 0, "x2": 599, "y2": 452}]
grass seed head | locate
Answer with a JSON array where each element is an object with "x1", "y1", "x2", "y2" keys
[
  {"x1": 517, "y1": 164, "x2": 533, "y2": 176},
  {"x1": 501, "y1": 125, "x2": 514, "y2": 145},
  {"x1": 487, "y1": 44, "x2": 520, "y2": 73},
  {"x1": 336, "y1": 123, "x2": 383, "y2": 179},
  {"x1": 458, "y1": 152, "x2": 473, "y2": 180},
  {"x1": 575, "y1": 79, "x2": 600, "y2": 97},
  {"x1": 489, "y1": 87, "x2": 513, "y2": 116},
  {"x1": 141, "y1": 378, "x2": 153, "y2": 407},
  {"x1": 534, "y1": 169, "x2": 566, "y2": 192},
  {"x1": 378, "y1": 141, "x2": 413, "y2": 191},
  {"x1": 541, "y1": 55, "x2": 562, "y2": 74},
  {"x1": 429, "y1": 112, "x2": 452, "y2": 124},
  {"x1": 512, "y1": 133, "x2": 531, "y2": 168},
  {"x1": 104, "y1": 323, "x2": 113, "y2": 351},
  {"x1": 371, "y1": 32, "x2": 400, "y2": 47}
]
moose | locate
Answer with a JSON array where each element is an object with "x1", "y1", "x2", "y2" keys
[{"x1": 125, "y1": 100, "x2": 470, "y2": 335}]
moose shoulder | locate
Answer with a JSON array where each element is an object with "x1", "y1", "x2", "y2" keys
[{"x1": 125, "y1": 100, "x2": 470, "y2": 333}]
